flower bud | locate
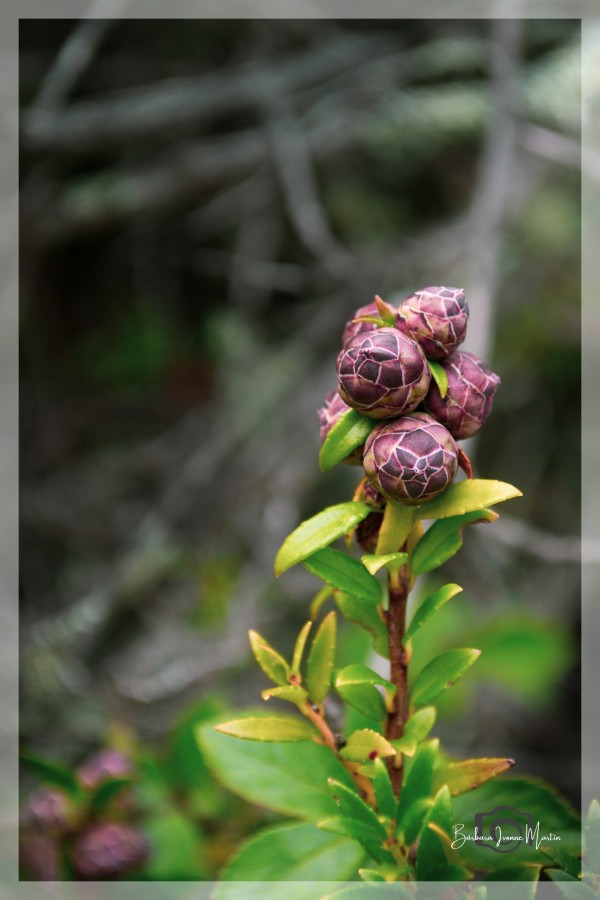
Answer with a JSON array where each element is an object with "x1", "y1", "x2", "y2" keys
[
  {"x1": 77, "y1": 750, "x2": 132, "y2": 790},
  {"x1": 317, "y1": 390, "x2": 363, "y2": 465},
  {"x1": 424, "y1": 351, "x2": 500, "y2": 439},
  {"x1": 341, "y1": 301, "x2": 381, "y2": 347},
  {"x1": 27, "y1": 788, "x2": 73, "y2": 834},
  {"x1": 398, "y1": 286, "x2": 468, "y2": 360},
  {"x1": 337, "y1": 329, "x2": 430, "y2": 420},
  {"x1": 363, "y1": 412, "x2": 458, "y2": 504},
  {"x1": 72, "y1": 823, "x2": 149, "y2": 880}
]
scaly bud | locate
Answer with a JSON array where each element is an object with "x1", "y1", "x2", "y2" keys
[
  {"x1": 398, "y1": 286, "x2": 469, "y2": 359},
  {"x1": 424, "y1": 351, "x2": 500, "y2": 439},
  {"x1": 72, "y1": 823, "x2": 149, "y2": 880}
]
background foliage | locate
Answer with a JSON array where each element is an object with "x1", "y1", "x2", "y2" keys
[{"x1": 19, "y1": 17, "x2": 580, "y2": 880}]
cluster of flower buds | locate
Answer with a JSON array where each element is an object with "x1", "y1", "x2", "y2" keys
[
  {"x1": 318, "y1": 286, "x2": 500, "y2": 507},
  {"x1": 20, "y1": 747, "x2": 149, "y2": 881}
]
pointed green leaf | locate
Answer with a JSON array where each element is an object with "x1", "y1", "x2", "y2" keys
[
  {"x1": 261, "y1": 685, "x2": 309, "y2": 704},
  {"x1": 318, "y1": 816, "x2": 392, "y2": 865},
  {"x1": 404, "y1": 584, "x2": 463, "y2": 643},
  {"x1": 336, "y1": 681, "x2": 386, "y2": 721},
  {"x1": 411, "y1": 648, "x2": 481, "y2": 706},
  {"x1": 319, "y1": 409, "x2": 376, "y2": 473},
  {"x1": 310, "y1": 584, "x2": 333, "y2": 621},
  {"x1": 404, "y1": 706, "x2": 437, "y2": 743},
  {"x1": 20, "y1": 752, "x2": 81, "y2": 799},
  {"x1": 339, "y1": 729, "x2": 396, "y2": 762},
  {"x1": 334, "y1": 592, "x2": 388, "y2": 658},
  {"x1": 375, "y1": 502, "x2": 416, "y2": 554},
  {"x1": 371, "y1": 758, "x2": 396, "y2": 820},
  {"x1": 303, "y1": 548, "x2": 382, "y2": 605},
  {"x1": 401, "y1": 797, "x2": 434, "y2": 846},
  {"x1": 361, "y1": 552, "x2": 408, "y2": 576},
  {"x1": 390, "y1": 736, "x2": 418, "y2": 757},
  {"x1": 417, "y1": 785, "x2": 455, "y2": 881},
  {"x1": 248, "y1": 630, "x2": 290, "y2": 685},
  {"x1": 327, "y1": 778, "x2": 388, "y2": 839},
  {"x1": 411, "y1": 510, "x2": 497, "y2": 575},
  {"x1": 306, "y1": 611, "x2": 337, "y2": 704},
  {"x1": 375, "y1": 295, "x2": 399, "y2": 324},
  {"x1": 291, "y1": 622, "x2": 312, "y2": 676},
  {"x1": 540, "y1": 846, "x2": 581, "y2": 879},
  {"x1": 396, "y1": 739, "x2": 440, "y2": 828},
  {"x1": 217, "y1": 821, "x2": 365, "y2": 887},
  {"x1": 215, "y1": 715, "x2": 318, "y2": 743},
  {"x1": 428, "y1": 359, "x2": 449, "y2": 398},
  {"x1": 275, "y1": 502, "x2": 372, "y2": 575},
  {"x1": 433, "y1": 757, "x2": 516, "y2": 797},
  {"x1": 415, "y1": 479, "x2": 522, "y2": 521},
  {"x1": 335, "y1": 665, "x2": 396, "y2": 715}
]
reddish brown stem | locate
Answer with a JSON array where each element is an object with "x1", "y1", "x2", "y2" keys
[{"x1": 385, "y1": 568, "x2": 410, "y2": 795}]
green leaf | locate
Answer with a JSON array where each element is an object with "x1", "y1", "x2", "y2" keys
[
  {"x1": 306, "y1": 611, "x2": 337, "y2": 704},
  {"x1": 358, "y1": 869, "x2": 386, "y2": 882},
  {"x1": 403, "y1": 706, "x2": 437, "y2": 743},
  {"x1": 275, "y1": 502, "x2": 373, "y2": 575},
  {"x1": 339, "y1": 729, "x2": 396, "y2": 762},
  {"x1": 416, "y1": 785, "x2": 455, "y2": 881},
  {"x1": 371, "y1": 757, "x2": 396, "y2": 820},
  {"x1": 433, "y1": 757, "x2": 516, "y2": 797},
  {"x1": 261, "y1": 686, "x2": 308, "y2": 704},
  {"x1": 310, "y1": 584, "x2": 333, "y2": 621},
  {"x1": 20, "y1": 752, "x2": 80, "y2": 799},
  {"x1": 143, "y1": 810, "x2": 206, "y2": 879},
  {"x1": 540, "y1": 845, "x2": 581, "y2": 879},
  {"x1": 335, "y1": 665, "x2": 396, "y2": 717},
  {"x1": 375, "y1": 502, "x2": 415, "y2": 555},
  {"x1": 396, "y1": 739, "x2": 440, "y2": 830},
  {"x1": 198, "y1": 712, "x2": 357, "y2": 821},
  {"x1": 317, "y1": 816, "x2": 392, "y2": 865},
  {"x1": 303, "y1": 548, "x2": 382, "y2": 605},
  {"x1": 411, "y1": 510, "x2": 498, "y2": 575},
  {"x1": 291, "y1": 621, "x2": 312, "y2": 676},
  {"x1": 215, "y1": 715, "x2": 318, "y2": 743},
  {"x1": 415, "y1": 479, "x2": 522, "y2": 521},
  {"x1": 217, "y1": 822, "x2": 365, "y2": 892},
  {"x1": 319, "y1": 409, "x2": 376, "y2": 473},
  {"x1": 327, "y1": 778, "x2": 388, "y2": 839},
  {"x1": 336, "y1": 681, "x2": 386, "y2": 721},
  {"x1": 361, "y1": 552, "x2": 408, "y2": 576},
  {"x1": 248, "y1": 630, "x2": 290, "y2": 685},
  {"x1": 90, "y1": 777, "x2": 132, "y2": 813},
  {"x1": 401, "y1": 797, "x2": 434, "y2": 846},
  {"x1": 411, "y1": 648, "x2": 481, "y2": 706},
  {"x1": 334, "y1": 592, "x2": 388, "y2": 658},
  {"x1": 427, "y1": 359, "x2": 449, "y2": 398},
  {"x1": 390, "y1": 736, "x2": 418, "y2": 757},
  {"x1": 404, "y1": 584, "x2": 463, "y2": 643},
  {"x1": 453, "y1": 777, "x2": 581, "y2": 871}
]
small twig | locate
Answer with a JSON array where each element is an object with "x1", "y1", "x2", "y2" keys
[{"x1": 385, "y1": 568, "x2": 411, "y2": 796}]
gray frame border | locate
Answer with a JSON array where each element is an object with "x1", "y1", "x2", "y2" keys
[{"x1": 2, "y1": 1, "x2": 597, "y2": 897}]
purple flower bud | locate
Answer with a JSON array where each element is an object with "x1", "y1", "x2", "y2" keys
[
  {"x1": 363, "y1": 412, "x2": 458, "y2": 504},
  {"x1": 424, "y1": 351, "x2": 500, "y2": 439},
  {"x1": 341, "y1": 301, "x2": 381, "y2": 347},
  {"x1": 72, "y1": 823, "x2": 149, "y2": 880},
  {"x1": 20, "y1": 833, "x2": 62, "y2": 880},
  {"x1": 27, "y1": 788, "x2": 73, "y2": 834},
  {"x1": 398, "y1": 286, "x2": 468, "y2": 360},
  {"x1": 77, "y1": 750, "x2": 132, "y2": 790},
  {"x1": 337, "y1": 329, "x2": 430, "y2": 420},
  {"x1": 317, "y1": 390, "x2": 363, "y2": 465}
]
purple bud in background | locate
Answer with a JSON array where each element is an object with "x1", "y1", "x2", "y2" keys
[
  {"x1": 27, "y1": 788, "x2": 73, "y2": 834},
  {"x1": 72, "y1": 823, "x2": 149, "y2": 880},
  {"x1": 398, "y1": 286, "x2": 468, "y2": 360},
  {"x1": 317, "y1": 390, "x2": 363, "y2": 465},
  {"x1": 337, "y1": 329, "x2": 430, "y2": 420},
  {"x1": 77, "y1": 750, "x2": 132, "y2": 790},
  {"x1": 363, "y1": 412, "x2": 458, "y2": 504},
  {"x1": 341, "y1": 301, "x2": 381, "y2": 347},
  {"x1": 20, "y1": 833, "x2": 62, "y2": 880},
  {"x1": 424, "y1": 351, "x2": 501, "y2": 440},
  {"x1": 351, "y1": 478, "x2": 386, "y2": 552}
]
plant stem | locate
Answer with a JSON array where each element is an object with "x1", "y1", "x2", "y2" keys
[
  {"x1": 300, "y1": 702, "x2": 337, "y2": 753},
  {"x1": 385, "y1": 566, "x2": 410, "y2": 796}
]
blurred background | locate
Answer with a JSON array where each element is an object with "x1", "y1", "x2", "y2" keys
[{"x1": 19, "y1": 17, "x2": 581, "y2": 879}]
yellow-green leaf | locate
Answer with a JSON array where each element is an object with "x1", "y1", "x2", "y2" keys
[
  {"x1": 427, "y1": 360, "x2": 449, "y2": 398},
  {"x1": 248, "y1": 630, "x2": 290, "y2": 685},
  {"x1": 361, "y1": 552, "x2": 408, "y2": 575},
  {"x1": 411, "y1": 510, "x2": 497, "y2": 575},
  {"x1": 375, "y1": 502, "x2": 416, "y2": 554},
  {"x1": 215, "y1": 715, "x2": 318, "y2": 743},
  {"x1": 306, "y1": 611, "x2": 337, "y2": 704},
  {"x1": 433, "y1": 757, "x2": 516, "y2": 796},
  {"x1": 339, "y1": 729, "x2": 396, "y2": 762},
  {"x1": 404, "y1": 584, "x2": 463, "y2": 643},
  {"x1": 275, "y1": 502, "x2": 372, "y2": 575},
  {"x1": 291, "y1": 622, "x2": 312, "y2": 676},
  {"x1": 261, "y1": 686, "x2": 309, "y2": 704},
  {"x1": 415, "y1": 479, "x2": 522, "y2": 521},
  {"x1": 404, "y1": 706, "x2": 437, "y2": 743},
  {"x1": 319, "y1": 409, "x2": 376, "y2": 473},
  {"x1": 310, "y1": 585, "x2": 333, "y2": 621},
  {"x1": 412, "y1": 648, "x2": 481, "y2": 706},
  {"x1": 335, "y1": 664, "x2": 396, "y2": 716}
]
